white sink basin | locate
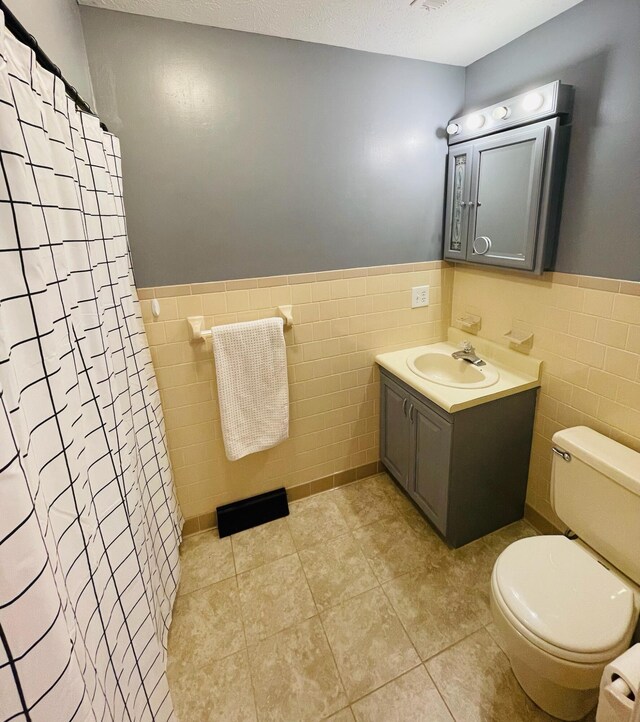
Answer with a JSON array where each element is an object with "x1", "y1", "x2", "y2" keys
[{"x1": 406, "y1": 350, "x2": 500, "y2": 389}]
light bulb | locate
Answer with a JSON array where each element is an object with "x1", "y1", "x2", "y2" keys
[
  {"x1": 466, "y1": 114, "x2": 485, "y2": 130},
  {"x1": 523, "y1": 92, "x2": 544, "y2": 112},
  {"x1": 446, "y1": 122, "x2": 460, "y2": 136},
  {"x1": 492, "y1": 105, "x2": 511, "y2": 120}
]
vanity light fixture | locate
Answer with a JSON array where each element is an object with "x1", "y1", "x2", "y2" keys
[
  {"x1": 523, "y1": 92, "x2": 544, "y2": 112},
  {"x1": 445, "y1": 80, "x2": 572, "y2": 144},
  {"x1": 466, "y1": 113, "x2": 485, "y2": 130},
  {"x1": 492, "y1": 105, "x2": 511, "y2": 120}
]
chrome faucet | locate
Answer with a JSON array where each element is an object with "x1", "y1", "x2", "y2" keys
[{"x1": 451, "y1": 341, "x2": 486, "y2": 366}]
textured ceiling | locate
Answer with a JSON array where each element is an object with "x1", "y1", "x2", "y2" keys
[{"x1": 77, "y1": 0, "x2": 584, "y2": 66}]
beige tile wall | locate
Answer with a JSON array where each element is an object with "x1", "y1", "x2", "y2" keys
[
  {"x1": 141, "y1": 259, "x2": 639, "y2": 531},
  {"x1": 451, "y1": 267, "x2": 640, "y2": 527},
  {"x1": 139, "y1": 262, "x2": 453, "y2": 521}
]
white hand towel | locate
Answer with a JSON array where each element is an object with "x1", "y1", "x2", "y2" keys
[{"x1": 212, "y1": 317, "x2": 289, "y2": 461}]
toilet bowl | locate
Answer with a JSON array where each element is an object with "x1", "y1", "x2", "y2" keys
[
  {"x1": 490, "y1": 427, "x2": 640, "y2": 721},
  {"x1": 491, "y1": 535, "x2": 637, "y2": 720}
]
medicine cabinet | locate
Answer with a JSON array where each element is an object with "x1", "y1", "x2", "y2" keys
[{"x1": 443, "y1": 81, "x2": 573, "y2": 274}]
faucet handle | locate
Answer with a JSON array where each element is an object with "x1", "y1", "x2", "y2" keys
[{"x1": 460, "y1": 340, "x2": 474, "y2": 353}]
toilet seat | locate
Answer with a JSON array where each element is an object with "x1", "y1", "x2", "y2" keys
[{"x1": 493, "y1": 535, "x2": 635, "y2": 665}]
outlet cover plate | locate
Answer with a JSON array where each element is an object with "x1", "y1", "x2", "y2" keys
[{"x1": 412, "y1": 285, "x2": 430, "y2": 308}]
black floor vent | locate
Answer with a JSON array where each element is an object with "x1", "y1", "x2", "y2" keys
[{"x1": 216, "y1": 487, "x2": 289, "y2": 538}]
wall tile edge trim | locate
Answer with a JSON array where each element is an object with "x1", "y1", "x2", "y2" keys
[
  {"x1": 138, "y1": 265, "x2": 640, "y2": 300},
  {"x1": 137, "y1": 261, "x2": 450, "y2": 298}
]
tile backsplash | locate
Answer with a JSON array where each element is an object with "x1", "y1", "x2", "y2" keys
[
  {"x1": 451, "y1": 267, "x2": 640, "y2": 528},
  {"x1": 140, "y1": 262, "x2": 639, "y2": 533},
  {"x1": 139, "y1": 262, "x2": 452, "y2": 526}
]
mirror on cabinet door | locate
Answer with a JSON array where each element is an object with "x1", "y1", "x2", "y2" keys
[{"x1": 443, "y1": 81, "x2": 573, "y2": 274}]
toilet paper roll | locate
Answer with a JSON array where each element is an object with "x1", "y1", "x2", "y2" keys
[
  {"x1": 597, "y1": 646, "x2": 640, "y2": 722},
  {"x1": 602, "y1": 645, "x2": 640, "y2": 699},
  {"x1": 597, "y1": 680, "x2": 634, "y2": 722}
]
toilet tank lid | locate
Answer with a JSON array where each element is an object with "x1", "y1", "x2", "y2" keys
[{"x1": 552, "y1": 426, "x2": 640, "y2": 497}]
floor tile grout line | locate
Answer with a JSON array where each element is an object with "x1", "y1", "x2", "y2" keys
[
  {"x1": 250, "y1": 611, "x2": 351, "y2": 720},
  {"x1": 231, "y1": 518, "x2": 296, "y2": 575},
  {"x1": 344, "y1": 532, "x2": 381, "y2": 601},
  {"x1": 335, "y1": 476, "x2": 424, "y2": 534},
  {"x1": 377, "y1": 557, "x2": 494, "y2": 665},
  {"x1": 421, "y1": 626, "x2": 507, "y2": 722},
  {"x1": 288, "y1": 471, "x2": 394, "y2": 519},
  {"x1": 317, "y1": 574, "x2": 383, "y2": 618},
  {"x1": 294, "y1": 473, "x2": 403, "y2": 536},
  {"x1": 422, "y1": 663, "x2": 457, "y2": 722},
  {"x1": 292, "y1": 546, "x2": 354, "y2": 717},
  {"x1": 377, "y1": 575, "x2": 422, "y2": 662},
  {"x1": 242, "y1": 616, "x2": 261, "y2": 722},
  {"x1": 166, "y1": 644, "x2": 248, "y2": 679},
  {"x1": 295, "y1": 548, "x2": 321, "y2": 617},
  {"x1": 356, "y1": 517, "x2": 444, "y2": 586},
  {"x1": 286, "y1": 497, "x2": 352, "y2": 553},
  {"x1": 321, "y1": 705, "x2": 354, "y2": 722},
  {"x1": 296, "y1": 528, "x2": 354, "y2": 557},
  {"x1": 230, "y1": 535, "x2": 239, "y2": 577},
  {"x1": 175, "y1": 569, "x2": 236, "y2": 598},
  {"x1": 235, "y1": 545, "x2": 298, "y2": 578},
  {"x1": 298, "y1": 530, "x2": 357, "y2": 613},
  {"x1": 237, "y1": 557, "x2": 318, "y2": 647},
  {"x1": 241, "y1": 610, "x2": 320, "y2": 648},
  {"x1": 318, "y1": 584, "x2": 424, "y2": 706},
  {"x1": 424, "y1": 622, "x2": 492, "y2": 666},
  {"x1": 347, "y1": 659, "x2": 425, "y2": 711},
  {"x1": 316, "y1": 601, "x2": 354, "y2": 708},
  {"x1": 167, "y1": 575, "x2": 255, "y2": 689},
  {"x1": 237, "y1": 542, "x2": 305, "y2": 721}
]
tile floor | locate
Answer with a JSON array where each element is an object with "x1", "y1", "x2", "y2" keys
[{"x1": 167, "y1": 473, "x2": 596, "y2": 721}]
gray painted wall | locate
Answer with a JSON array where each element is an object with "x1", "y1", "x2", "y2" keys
[
  {"x1": 80, "y1": 7, "x2": 464, "y2": 287},
  {"x1": 11, "y1": 0, "x2": 94, "y2": 106},
  {"x1": 465, "y1": 0, "x2": 640, "y2": 282}
]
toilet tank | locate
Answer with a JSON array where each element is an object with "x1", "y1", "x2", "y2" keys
[{"x1": 551, "y1": 426, "x2": 640, "y2": 585}]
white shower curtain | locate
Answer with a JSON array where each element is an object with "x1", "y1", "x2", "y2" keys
[{"x1": 0, "y1": 14, "x2": 182, "y2": 722}]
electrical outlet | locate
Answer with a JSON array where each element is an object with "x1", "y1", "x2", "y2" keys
[{"x1": 412, "y1": 285, "x2": 429, "y2": 308}]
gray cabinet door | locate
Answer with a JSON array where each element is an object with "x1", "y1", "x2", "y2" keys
[
  {"x1": 410, "y1": 399, "x2": 452, "y2": 534},
  {"x1": 467, "y1": 120, "x2": 552, "y2": 270},
  {"x1": 443, "y1": 142, "x2": 473, "y2": 262},
  {"x1": 380, "y1": 375, "x2": 411, "y2": 489}
]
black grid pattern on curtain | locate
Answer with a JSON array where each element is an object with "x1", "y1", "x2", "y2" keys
[{"x1": 0, "y1": 19, "x2": 182, "y2": 722}]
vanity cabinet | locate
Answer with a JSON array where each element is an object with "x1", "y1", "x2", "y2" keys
[{"x1": 379, "y1": 369, "x2": 537, "y2": 547}]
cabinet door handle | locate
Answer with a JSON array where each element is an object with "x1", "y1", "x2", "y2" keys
[
  {"x1": 472, "y1": 236, "x2": 492, "y2": 255},
  {"x1": 460, "y1": 201, "x2": 467, "y2": 207},
  {"x1": 402, "y1": 398, "x2": 407, "y2": 416},
  {"x1": 467, "y1": 200, "x2": 475, "y2": 207},
  {"x1": 409, "y1": 404, "x2": 414, "y2": 423}
]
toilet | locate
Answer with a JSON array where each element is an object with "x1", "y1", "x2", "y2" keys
[{"x1": 490, "y1": 426, "x2": 640, "y2": 721}]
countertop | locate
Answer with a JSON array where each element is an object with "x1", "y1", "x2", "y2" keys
[{"x1": 375, "y1": 328, "x2": 542, "y2": 413}]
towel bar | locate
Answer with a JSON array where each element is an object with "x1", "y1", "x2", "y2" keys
[{"x1": 187, "y1": 306, "x2": 293, "y2": 342}]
